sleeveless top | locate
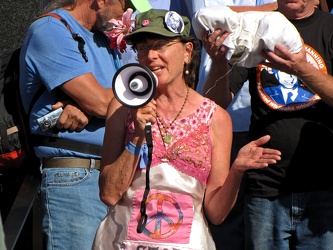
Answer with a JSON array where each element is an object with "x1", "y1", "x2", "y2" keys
[{"x1": 93, "y1": 98, "x2": 218, "y2": 250}]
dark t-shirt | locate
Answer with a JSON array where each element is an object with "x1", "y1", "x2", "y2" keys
[{"x1": 229, "y1": 9, "x2": 333, "y2": 197}]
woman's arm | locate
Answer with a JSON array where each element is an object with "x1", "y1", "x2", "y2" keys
[
  {"x1": 98, "y1": 98, "x2": 156, "y2": 206},
  {"x1": 204, "y1": 106, "x2": 281, "y2": 224}
]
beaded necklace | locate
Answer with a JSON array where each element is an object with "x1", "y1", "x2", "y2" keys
[{"x1": 155, "y1": 85, "x2": 189, "y2": 144}]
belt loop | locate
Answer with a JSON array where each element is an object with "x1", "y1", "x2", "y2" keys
[
  {"x1": 89, "y1": 158, "x2": 95, "y2": 173},
  {"x1": 39, "y1": 158, "x2": 44, "y2": 173}
]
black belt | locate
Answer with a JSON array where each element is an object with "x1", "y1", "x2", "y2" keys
[{"x1": 42, "y1": 158, "x2": 100, "y2": 170}]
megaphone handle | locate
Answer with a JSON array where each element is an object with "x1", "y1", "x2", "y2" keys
[
  {"x1": 137, "y1": 122, "x2": 153, "y2": 233},
  {"x1": 145, "y1": 122, "x2": 153, "y2": 151}
]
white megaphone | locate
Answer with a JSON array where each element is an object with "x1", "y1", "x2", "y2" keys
[{"x1": 112, "y1": 63, "x2": 158, "y2": 108}]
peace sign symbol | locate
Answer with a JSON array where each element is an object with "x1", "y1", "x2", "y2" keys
[{"x1": 140, "y1": 193, "x2": 184, "y2": 239}]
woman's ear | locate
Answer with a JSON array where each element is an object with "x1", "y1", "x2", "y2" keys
[{"x1": 184, "y1": 42, "x2": 193, "y2": 64}]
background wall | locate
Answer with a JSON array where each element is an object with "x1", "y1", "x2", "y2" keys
[{"x1": 0, "y1": 0, "x2": 50, "y2": 55}]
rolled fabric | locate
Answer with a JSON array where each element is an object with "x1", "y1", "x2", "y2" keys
[{"x1": 192, "y1": 6, "x2": 303, "y2": 67}]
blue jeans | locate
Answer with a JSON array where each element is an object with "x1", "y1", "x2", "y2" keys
[
  {"x1": 0, "y1": 216, "x2": 6, "y2": 250},
  {"x1": 244, "y1": 189, "x2": 333, "y2": 250},
  {"x1": 40, "y1": 166, "x2": 108, "y2": 250}
]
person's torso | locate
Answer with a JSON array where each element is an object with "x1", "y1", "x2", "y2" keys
[
  {"x1": 246, "y1": 9, "x2": 333, "y2": 196},
  {"x1": 93, "y1": 98, "x2": 218, "y2": 249},
  {"x1": 19, "y1": 9, "x2": 121, "y2": 158}
]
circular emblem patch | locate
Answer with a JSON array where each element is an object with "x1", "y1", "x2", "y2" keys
[{"x1": 164, "y1": 11, "x2": 184, "y2": 34}]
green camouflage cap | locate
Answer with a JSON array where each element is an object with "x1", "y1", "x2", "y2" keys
[{"x1": 124, "y1": 9, "x2": 190, "y2": 44}]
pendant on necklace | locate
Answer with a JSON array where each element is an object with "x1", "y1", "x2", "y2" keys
[
  {"x1": 163, "y1": 134, "x2": 173, "y2": 144},
  {"x1": 162, "y1": 158, "x2": 169, "y2": 162}
]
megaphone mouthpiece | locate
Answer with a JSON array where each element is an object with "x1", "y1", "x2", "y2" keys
[
  {"x1": 129, "y1": 76, "x2": 146, "y2": 92},
  {"x1": 128, "y1": 72, "x2": 151, "y2": 96}
]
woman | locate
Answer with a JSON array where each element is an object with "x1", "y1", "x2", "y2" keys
[{"x1": 93, "y1": 9, "x2": 281, "y2": 250}]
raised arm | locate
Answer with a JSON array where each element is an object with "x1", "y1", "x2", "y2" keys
[
  {"x1": 201, "y1": 30, "x2": 233, "y2": 108},
  {"x1": 204, "y1": 107, "x2": 281, "y2": 224},
  {"x1": 229, "y1": 2, "x2": 277, "y2": 12},
  {"x1": 98, "y1": 98, "x2": 156, "y2": 206}
]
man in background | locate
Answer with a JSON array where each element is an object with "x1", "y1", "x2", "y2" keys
[
  {"x1": 19, "y1": 0, "x2": 126, "y2": 248},
  {"x1": 203, "y1": 0, "x2": 333, "y2": 248}
]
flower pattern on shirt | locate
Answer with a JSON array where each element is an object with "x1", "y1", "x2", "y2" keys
[{"x1": 126, "y1": 98, "x2": 217, "y2": 185}]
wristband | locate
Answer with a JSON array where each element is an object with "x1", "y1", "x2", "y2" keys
[
  {"x1": 125, "y1": 141, "x2": 142, "y2": 155},
  {"x1": 125, "y1": 142, "x2": 148, "y2": 169}
]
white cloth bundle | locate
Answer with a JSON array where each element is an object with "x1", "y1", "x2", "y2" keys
[{"x1": 192, "y1": 6, "x2": 303, "y2": 68}]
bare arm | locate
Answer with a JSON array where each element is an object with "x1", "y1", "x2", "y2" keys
[
  {"x1": 99, "y1": 98, "x2": 157, "y2": 206},
  {"x1": 204, "y1": 107, "x2": 281, "y2": 224},
  {"x1": 229, "y1": 2, "x2": 277, "y2": 12},
  {"x1": 201, "y1": 30, "x2": 233, "y2": 108},
  {"x1": 60, "y1": 73, "x2": 114, "y2": 118},
  {"x1": 50, "y1": 73, "x2": 114, "y2": 131}
]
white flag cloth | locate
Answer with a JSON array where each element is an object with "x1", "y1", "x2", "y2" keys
[{"x1": 192, "y1": 6, "x2": 303, "y2": 67}]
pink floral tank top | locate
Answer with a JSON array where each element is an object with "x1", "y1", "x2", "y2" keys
[{"x1": 126, "y1": 98, "x2": 217, "y2": 185}]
